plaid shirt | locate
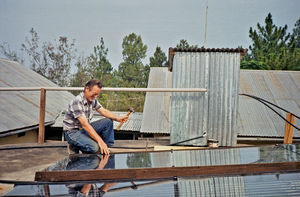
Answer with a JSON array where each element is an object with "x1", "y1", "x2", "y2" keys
[{"x1": 63, "y1": 92, "x2": 102, "y2": 131}]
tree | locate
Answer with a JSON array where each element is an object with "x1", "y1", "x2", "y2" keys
[
  {"x1": 70, "y1": 56, "x2": 91, "y2": 87},
  {"x1": 0, "y1": 42, "x2": 24, "y2": 63},
  {"x1": 176, "y1": 39, "x2": 198, "y2": 48},
  {"x1": 110, "y1": 33, "x2": 148, "y2": 112},
  {"x1": 118, "y1": 33, "x2": 148, "y2": 87},
  {"x1": 241, "y1": 13, "x2": 299, "y2": 70},
  {"x1": 87, "y1": 37, "x2": 113, "y2": 85},
  {"x1": 45, "y1": 37, "x2": 76, "y2": 86},
  {"x1": 21, "y1": 28, "x2": 48, "y2": 77},
  {"x1": 293, "y1": 18, "x2": 300, "y2": 48},
  {"x1": 21, "y1": 28, "x2": 76, "y2": 86},
  {"x1": 149, "y1": 46, "x2": 168, "y2": 67}
]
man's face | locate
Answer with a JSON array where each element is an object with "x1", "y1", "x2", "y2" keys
[{"x1": 84, "y1": 85, "x2": 101, "y2": 103}]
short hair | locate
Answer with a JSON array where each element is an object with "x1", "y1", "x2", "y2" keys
[{"x1": 84, "y1": 79, "x2": 103, "y2": 91}]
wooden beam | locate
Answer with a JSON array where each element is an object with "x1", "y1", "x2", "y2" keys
[
  {"x1": 35, "y1": 161, "x2": 300, "y2": 182},
  {"x1": 38, "y1": 88, "x2": 46, "y2": 144},
  {"x1": 154, "y1": 145, "x2": 204, "y2": 151},
  {"x1": 284, "y1": 113, "x2": 295, "y2": 144}
]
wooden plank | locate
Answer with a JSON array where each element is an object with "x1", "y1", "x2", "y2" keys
[
  {"x1": 38, "y1": 88, "x2": 46, "y2": 144},
  {"x1": 35, "y1": 161, "x2": 300, "y2": 182},
  {"x1": 154, "y1": 145, "x2": 204, "y2": 151},
  {"x1": 284, "y1": 113, "x2": 295, "y2": 144}
]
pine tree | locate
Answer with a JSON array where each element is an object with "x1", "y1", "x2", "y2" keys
[
  {"x1": 149, "y1": 46, "x2": 168, "y2": 67},
  {"x1": 241, "y1": 13, "x2": 299, "y2": 70},
  {"x1": 118, "y1": 33, "x2": 148, "y2": 88}
]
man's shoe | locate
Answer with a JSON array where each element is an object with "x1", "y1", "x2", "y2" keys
[{"x1": 67, "y1": 144, "x2": 80, "y2": 154}]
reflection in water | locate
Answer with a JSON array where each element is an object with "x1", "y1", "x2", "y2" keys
[
  {"x1": 126, "y1": 152, "x2": 152, "y2": 168},
  {"x1": 4, "y1": 144, "x2": 300, "y2": 196},
  {"x1": 45, "y1": 144, "x2": 300, "y2": 172},
  {"x1": 66, "y1": 154, "x2": 115, "y2": 170},
  {"x1": 66, "y1": 154, "x2": 116, "y2": 196},
  {"x1": 257, "y1": 144, "x2": 300, "y2": 163}
]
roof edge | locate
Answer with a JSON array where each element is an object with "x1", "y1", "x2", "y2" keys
[{"x1": 168, "y1": 47, "x2": 248, "y2": 71}]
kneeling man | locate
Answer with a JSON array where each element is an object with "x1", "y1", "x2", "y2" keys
[{"x1": 63, "y1": 79, "x2": 128, "y2": 154}]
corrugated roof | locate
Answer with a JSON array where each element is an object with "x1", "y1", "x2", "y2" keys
[
  {"x1": 0, "y1": 58, "x2": 74, "y2": 136},
  {"x1": 169, "y1": 47, "x2": 247, "y2": 53},
  {"x1": 112, "y1": 112, "x2": 142, "y2": 132},
  {"x1": 142, "y1": 68, "x2": 300, "y2": 139},
  {"x1": 140, "y1": 67, "x2": 172, "y2": 134},
  {"x1": 238, "y1": 70, "x2": 300, "y2": 138}
]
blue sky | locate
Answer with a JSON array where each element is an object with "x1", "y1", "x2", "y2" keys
[{"x1": 0, "y1": 0, "x2": 299, "y2": 71}]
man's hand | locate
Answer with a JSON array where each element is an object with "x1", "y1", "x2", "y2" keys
[
  {"x1": 97, "y1": 154, "x2": 110, "y2": 170},
  {"x1": 97, "y1": 107, "x2": 129, "y2": 123},
  {"x1": 116, "y1": 115, "x2": 129, "y2": 123},
  {"x1": 98, "y1": 141, "x2": 110, "y2": 155},
  {"x1": 78, "y1": 116, "x2": 110, "y2": 154}
]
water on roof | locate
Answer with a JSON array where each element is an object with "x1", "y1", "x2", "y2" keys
[{"x1": 4, "y1": 144, "x2": 300, "y2": 196}]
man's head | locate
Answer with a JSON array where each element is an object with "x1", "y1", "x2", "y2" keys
[{"x1": 84, "y1": 79, "x2": 103, "y2": 103}]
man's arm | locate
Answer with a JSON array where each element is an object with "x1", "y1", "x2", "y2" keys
[
  {"x1": 97, "y1": 107, "x2": 129, "y2": 123},
  {"x1": 77, "y1": 116, "x2": 110, "y2": 155}
]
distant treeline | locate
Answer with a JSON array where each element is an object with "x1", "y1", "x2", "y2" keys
[{"x1": 0, "y1": 13, "x2": 299, "y2": 111}]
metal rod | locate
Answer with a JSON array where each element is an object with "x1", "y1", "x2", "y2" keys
[
  {"x1": 204, "y1": 0, "x2": 209, "y2": 48},
  {"x1": 0, "y1": 87, "x2": 207, "y2": 92}
]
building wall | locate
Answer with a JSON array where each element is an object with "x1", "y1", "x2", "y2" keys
[{"x1": 0, "y1": 130, "x2": 38, "y2": 145}]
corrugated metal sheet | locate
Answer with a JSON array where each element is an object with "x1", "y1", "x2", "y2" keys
[
  {"x1": 0, "y1": 58, "x2": 74, "y2": 136},
  {"x1": 238, "y1": 70, "x2": 300, "y2": 138},
  {"x1": 141, "y1": 67, "x2": 172, "y2": 134},
  {"x1": 170, "y1": 51, "x2": 241, "y2": 146},
  {"x1": 143, "y1": 67, "x2": 299, "y2": 139}
]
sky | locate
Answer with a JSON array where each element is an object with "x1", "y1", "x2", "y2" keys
[{"x1": 0, "y1": 0, "x2": 299, "y2": 71}]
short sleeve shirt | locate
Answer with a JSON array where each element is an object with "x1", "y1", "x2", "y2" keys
[{"x1": 63, "y1": 92, "x2": 102, "y2": 131}]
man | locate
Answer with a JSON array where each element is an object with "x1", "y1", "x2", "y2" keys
[{"x1": 63, "y1": 79, "x2": 128, "y2": 155}]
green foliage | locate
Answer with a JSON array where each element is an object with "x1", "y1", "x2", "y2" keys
[
  {"x1": 69, "y1": 56, "x2": 90, "y2": 95},
  {"x1": 118, "y1": 33, "x2": 148, "y2": 88},
  {"x1": 71, "y1": 37, "x2": 115, "y2": 87},
  {"x1": 292, "y1": 18, "x2": 300, "y2": 48},
  {"x1": 242, "y1": 13, "x2": 300, "y2": 70},
  {"x1": 149, "y1": 46, "x2": 168, "y2": 67},
  {"x1": 105, "y1": 33, "x2": 149, "y2": 112},
  {"x1": 100, "y1": 92, "x2": 145, "y2": 112},
  {"x1": 87, "y1": 37, "x2": 114, "y2": 86},
  {"x1": 176, "y1": 39, "x2": 198, "y2": 48}
]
